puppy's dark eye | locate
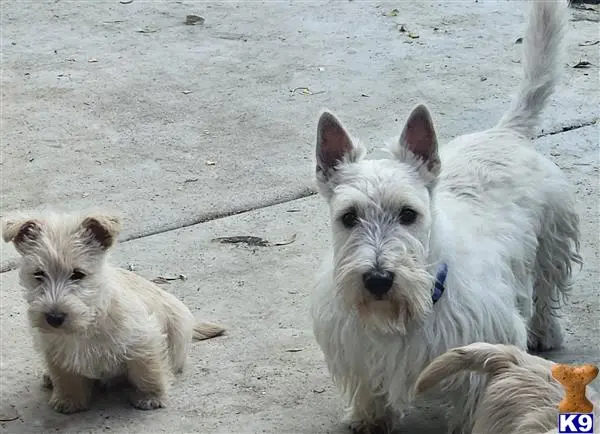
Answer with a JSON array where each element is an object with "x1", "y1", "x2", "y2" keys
[
  {"x1": 70, "y1": 270, "x2": 86, "y2": 280},
  {"x1": 399, "y1": 208, "x2": 418, "y2": 225},
  {"x1": 33, "y1": 270, "x2": 46, "y2": 281},
  {"x1": 341, "y1": 210, "x2": 359, "y2": 229}
]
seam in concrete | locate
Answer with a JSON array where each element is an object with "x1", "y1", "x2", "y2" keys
[
  {"x1": 537, "y1": 117, "x2": 598, "y2": 138},
  {"x1": 124, "y1": 187, "x2": 318, "y2": 243},
  {"x1": 0, "y1": 187, "x2": 318, "y2": 274},
  {"x1": 1, "y1": 119, "x2": 596, "y2": 275}
]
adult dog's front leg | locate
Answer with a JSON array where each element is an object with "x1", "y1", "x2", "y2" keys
[{"x1": 344, "y1": 384, "x2": 393, "y2": 434}]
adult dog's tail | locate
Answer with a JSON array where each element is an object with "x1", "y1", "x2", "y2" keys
[
  {"x1": 496, "y1": 0, "x2": 568, "y2": 138},
  {"x1": 414, "y1": 343, "x2": 520, "y2": 395}
]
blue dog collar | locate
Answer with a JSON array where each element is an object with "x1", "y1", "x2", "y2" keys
[{"x1": 432, "y1": 263, "x2": 448, "y2": 304}]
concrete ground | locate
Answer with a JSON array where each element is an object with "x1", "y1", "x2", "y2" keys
[{"x1": 0, "y1": 1, "x2": 598, "y2": 433}]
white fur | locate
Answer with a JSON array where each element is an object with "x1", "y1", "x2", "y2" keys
[{"x1": 310, "y1": 1, "x2": 581, "y2": 433}]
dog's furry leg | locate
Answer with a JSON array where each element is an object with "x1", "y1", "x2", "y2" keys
[
  {"x1": 166, "y1": 320, "x2": 224, "y2": 374},
  {"x1": 168, "y1": 321, "x2": 224, "y2": 373},
  {"x1": 45, "y1": 358, "x2": 94, "y2": 414},
  {"x1": 528, "y1": 204, "x2": 582, "y2": 352},
  {"x1": 496, "y1": 0, "x2": 567, "y2": 138},
  {"x1": 192, "y1": 321, "x2": 225, "y2": 341},
  {"x1": 126, "y1": 341, "x2": 171, "y2": 410},
  {"x1": 344, "y1": 385, "x2": 393, "y2": 434},
  {"x1": 414, "y1": 343, "x2": 517, "y2": 395},
  {"x1": 165, "y1": 314, "x2": 194, "y2": 374}
]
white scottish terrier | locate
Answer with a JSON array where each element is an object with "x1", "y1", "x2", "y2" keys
[
  {"x1": 2, "y1": 211, "x2": 224, "y2": 413},
  {"x1": 310, "y1": 1, "x2": 581, "y2": 433}
]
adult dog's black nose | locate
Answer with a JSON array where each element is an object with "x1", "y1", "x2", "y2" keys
[
  {"x1": 363, "y1": 270, "x2": 395, "y2": 298},
  {"x1": 45, "y1": 312, "x2": 66, "y2": 328}
]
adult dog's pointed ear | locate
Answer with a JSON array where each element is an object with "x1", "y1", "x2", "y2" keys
[
  {"x1": 390, "y1": 104, "x2": 441, "y2": 183},
  {"x1": 315, "y1": 110, "x2": 364, "y2": 196},
  {"x1": 2, "y1": 217, "x2": 43, "y2": 254},
  {"x1": 80, "y1": 214, "x2": 122, "y2": 251}
]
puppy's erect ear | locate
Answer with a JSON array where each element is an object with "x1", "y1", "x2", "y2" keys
[
  {"x1": 2, "y1": 218, "x2": 43, "y2": 253},
  {"x1": 80, "y1": 214, "x2": 122, "y2": 250},
  {"x1": 316, "y1": 111, "x2": 363, "y2": 177},
  {"x1": 393, "y1": 104, "x2": 441, "y2": 179}
]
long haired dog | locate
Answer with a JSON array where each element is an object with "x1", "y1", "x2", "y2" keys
[
  {"x1": 310, "y1": 1, "x2": 581, "y2": 432},
  {"x1": 415, "y1": 343, "x2": 600, "y2": 434},
  {"x1": 2, "y1": 211, "x2": 224, "y2": 413}
]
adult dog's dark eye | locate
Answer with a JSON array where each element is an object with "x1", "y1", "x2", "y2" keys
[
  {"x1": 70, "y1": 270, "x2": 86, "y2": 280},
  {"x1": 399, "y1": 208, "x2": 418, "y2": 225},
  {"x1": 33, "y1": 270, "x2": 46, "y2": 281},
  {"x1": 341, "y1": 210, "x2": 359, "y2": 229}
]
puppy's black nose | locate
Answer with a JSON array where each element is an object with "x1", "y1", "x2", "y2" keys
[
  {"x1": 45, "y1": 312, "x2": 66, "y2": 328},
  {"x1": 363, "y1": 270, "x2": 395, "y2": 298}
]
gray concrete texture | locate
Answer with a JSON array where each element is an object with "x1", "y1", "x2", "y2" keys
[{"x1": 0, "y1": 0, "x2": 598, "y2": 433}]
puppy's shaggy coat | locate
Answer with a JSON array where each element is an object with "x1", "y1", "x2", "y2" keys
[
  {"x1": 415, "y1": 343, "x2": 600, "y2": 434},
  {"x1": 2, "y1": 211, "x2": 224, "y2": 413},
  {"x1": 310, "y1": 1, "x2": 581, "y2": 432}
]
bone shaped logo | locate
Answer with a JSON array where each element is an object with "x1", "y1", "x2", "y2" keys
[{"x1": 552, "y1": 363, "x2": 599, "y2": 414}]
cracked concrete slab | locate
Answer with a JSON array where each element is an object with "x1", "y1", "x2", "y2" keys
[{"x1": 1, "y1": 123, "x2": 598, "y2": 433}]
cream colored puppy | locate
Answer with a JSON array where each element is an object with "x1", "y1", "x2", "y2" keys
[
  {"x1": 414, "y1": 342, "x2": 600, "y2": 434},
  {"x1": 2, "y1": 211, "x2": 224, "y2": 413}
]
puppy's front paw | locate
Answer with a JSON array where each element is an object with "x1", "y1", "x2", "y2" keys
[
  {"x1": 49, "y1": 394, "x2": 89, "y2": 414},
  {"x1": 130, "y1": 392, "x2": 165, "y2": 410}
]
